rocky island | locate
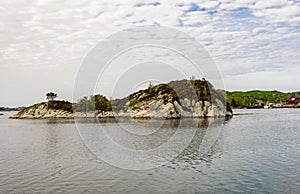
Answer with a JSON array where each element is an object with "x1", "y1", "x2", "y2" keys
[
  {"x1": 10, "y1": 79, "x2": 233, "y2": 119},
  {"x1": 9, "y1": 101, "x2": 74, "y2": 119}
]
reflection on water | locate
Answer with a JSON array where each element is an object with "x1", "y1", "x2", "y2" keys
[
  {"x1": 74, "y1": 117, "x2": 226, "y2": 170},
  {"x1": 172, "y1": 118, "x2": 226, "y2": 171},
  {"x1": 0, "y1": 109, "x2": 299, "y2": 193},
  {"x1": 44, "y1": 124, "x2": 60, "y2": 160}
]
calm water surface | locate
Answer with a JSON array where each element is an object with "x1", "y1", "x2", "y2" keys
[{"x1": 0, "y1": 109, "x2": 299, "y2": 193}]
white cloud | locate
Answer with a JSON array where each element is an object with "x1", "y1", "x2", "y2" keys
[
  {"x1": 252, "y1": 0, "x2": 288, "y2": 9},
  {"x1": 0, "y1": 0, "x2": 299, "y2": 106}
]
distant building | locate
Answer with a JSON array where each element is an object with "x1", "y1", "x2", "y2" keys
[
  {"x1": 253, "y1": 100, "x2": 264, "y2": 107},
  {"x1": 286, "y1": 95, "x2": 300, "y2": 105}
]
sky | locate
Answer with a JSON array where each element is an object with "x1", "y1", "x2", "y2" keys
[{"x1": 0, "y1": 0, "x2": 299, "y2": 107}]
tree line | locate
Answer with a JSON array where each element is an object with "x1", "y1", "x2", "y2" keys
[{"x1": 45, "y1": 92, "x2": 112, "y2": 112}]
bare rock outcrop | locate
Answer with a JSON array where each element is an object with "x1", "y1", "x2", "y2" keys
[{"x1": 110, "y1": 79, "x2": 233, "y2": 119}]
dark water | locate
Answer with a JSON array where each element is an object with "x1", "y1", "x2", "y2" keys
[{"x1": 0, "y1": 109, "x2": 299, "y2": 193}]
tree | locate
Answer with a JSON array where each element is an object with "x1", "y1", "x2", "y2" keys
[
  {"x1": 74, "y1": 94, "x2": 111, "y2": 112},
  {"x1": 93, "y1": 94, "x2": 111, "y2": 111},
  {"x1": 46, "y1": 92, "x2": 57, "y2": 101},
  {"x1": 148, "y1": 81, "x2": 155, "y2": 95},
  {"x1": 231, "y1": 98, "x2": 237, "y2": 107},
  {"x1": 79, "y1": 96, "x2": 89, "y2": 112},
  {"x1": 148, "y1": 81, "x2": 154, "y2": 89}
]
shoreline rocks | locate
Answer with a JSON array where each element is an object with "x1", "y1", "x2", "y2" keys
[
  {"x1": 9, "y1": 99, "x2": 232, "y2": 119},
  {"x1": 106, "y1": 99, "x2": 232, "y2": 119},
  {"x1": 9, "y1": 102, "x2": 74, "y2": 119}
]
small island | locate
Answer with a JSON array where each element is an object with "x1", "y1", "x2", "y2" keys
[
  {"x1": 9, "y1": 100, "x2": 74, "y2": 119},
  {"x1": 10, "y1": 79, "x2": 233, "y2": 119}
]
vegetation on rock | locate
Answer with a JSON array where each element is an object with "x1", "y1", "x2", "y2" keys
[
  {"x1": 47, "y1": 100, "x2": 73, "y2": 112},
  {"x1": 125, "y1": 79, "x2": 226, "y2": 109},
  {"x1": 18, "y1": 100, "x2": 73, "y2": 115}
]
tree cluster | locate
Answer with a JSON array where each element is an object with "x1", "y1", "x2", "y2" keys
[{"x1": 73, "y1": 94, "x2": 112, "y2": 112}]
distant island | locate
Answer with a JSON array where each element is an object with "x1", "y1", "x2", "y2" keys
[
  {"x1": 10, "y1": 79, "x2": 233, "y2": 119},
  {"x1": 0, "y1": 106, "x2": 25, "y2": 111},
  {"x1": 0, "y1": 106, "x2": 24, "y2": 116},
  {"x1": 226, "y1": 90, "x2": 300, "y2": 109}
]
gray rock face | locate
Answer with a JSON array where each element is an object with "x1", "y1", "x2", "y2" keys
[
  {"x1": 114, "y1": 97, "x2": 232, "y2": 119},
  {"x1": 73, "y1": 112, "x2": 96, "y2": 118},
  {"x1": 97, "y1": 111, "x2": 117, "y2": 118},
  {"x1": 10, "y1": 99, "x2": 232, "y2": 119},
  {"x1": 125, "y1": 100, "x2": 181, "y2": 119}
]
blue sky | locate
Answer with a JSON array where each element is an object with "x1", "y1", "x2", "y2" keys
[{"x1": 0, "y1": 0, "x2": 299, "y2": 106}]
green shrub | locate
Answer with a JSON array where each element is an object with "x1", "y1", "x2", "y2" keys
[{"x1": 128, "y1": 98, "x2": 139, "y2": 107}]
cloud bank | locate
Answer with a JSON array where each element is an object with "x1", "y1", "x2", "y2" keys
[{"x1": 0, "y1": 0, "x2": 299, "y2": 106}]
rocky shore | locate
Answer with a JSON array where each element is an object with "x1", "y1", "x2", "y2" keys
[
  {"x1": 9, "y1": 102, "x2": 74, "y2": 119},
  {"x1": 10, "y1": 79, "x2": 233, "y2": 119}
]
